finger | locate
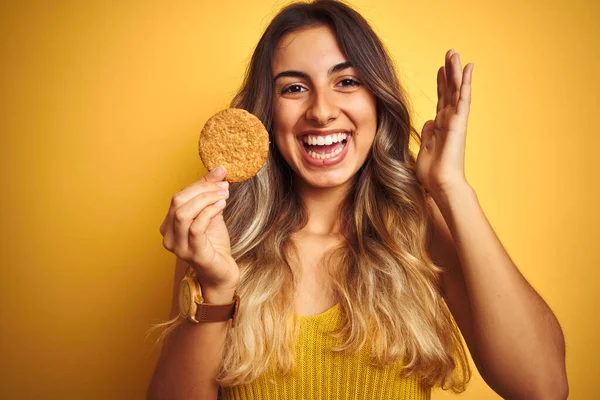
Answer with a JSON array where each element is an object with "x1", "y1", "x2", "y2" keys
[
  {"x1": 420, "y1": 120, "x2": 435, "y2": 151},
  {"x1": 159, "y1": 217, "x2": 167, "y2": 236},
  {"x1": 201, "y1": 165, "x2": 227, "y2": 183},
  {"x1": 171, "y1": 180, "x2": 229, "y2": 210},
  {"x1": 165, "y1": 179, "x2": 228, "y2": 249},
  {"x1": 436, "y1": 66, "x2": 446, "y2": 114},
  {"x1": 449, "y1": 52, "x2": 463, "y2": 106},
  {"x1": 188, "y1": 200, "x2": 227, "y2": 260},
  {"x1": 172, "y1": 190, "x2": 228, "y2": 257},
  {"x1": 444, "y1": 49, "x2": 455, "y2": 106},
  {"x1": 457, "y1": 63, "x2": 474, "y2": 117},
  {"x1": 176, "y1": 166, "x2": 227, "y2": 201}
]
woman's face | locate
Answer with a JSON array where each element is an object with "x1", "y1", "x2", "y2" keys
[{"x1": 272, "y1": 25, "x2": 377, "y2": 189}]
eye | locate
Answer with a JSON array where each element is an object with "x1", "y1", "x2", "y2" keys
[
  {"x1": 337, "y1": 78, "x2": 361, "y2": 88},
  {"x1": 281, "y1": 84, "x2": 307, "y2": 94}
]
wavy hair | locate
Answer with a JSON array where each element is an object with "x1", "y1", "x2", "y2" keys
[{"x1": 148, "y1": 0, "x2": 471, "y2": 393}]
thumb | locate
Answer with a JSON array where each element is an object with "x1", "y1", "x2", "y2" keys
[
  {"x1": 420, "y1": 120, "x2": 435, "y2": 151},
  {"x1": 200, "y1": 165, "x2": 227, "y2": 183}
]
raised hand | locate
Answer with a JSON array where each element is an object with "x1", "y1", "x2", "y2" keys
[{"x1": 416, "y1": 49, "x2": 474, "y2": 197}]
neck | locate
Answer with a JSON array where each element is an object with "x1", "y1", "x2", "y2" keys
[{"x1": 293, "y1": 175, "x2": 353, "y2": 236}]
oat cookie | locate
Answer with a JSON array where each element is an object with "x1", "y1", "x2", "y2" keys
[{"x1": 198, "y1": 108, "x2": 270, "y2": 182}]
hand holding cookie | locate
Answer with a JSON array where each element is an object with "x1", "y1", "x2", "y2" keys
[
  {"x1": 160, "y1": 109, "x2": 269, "y2": 291},
  {"x1": 159, "y1": 166, "x2": 240, "y2": 291}
]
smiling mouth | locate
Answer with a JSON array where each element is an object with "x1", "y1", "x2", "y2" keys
[{"x1": 301, "y1": 132, "x2": 350, "y2": 160}]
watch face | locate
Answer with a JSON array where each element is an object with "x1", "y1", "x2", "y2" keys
[{"x1": 179, "y1": 281, "x2": 191, "y2": 316}]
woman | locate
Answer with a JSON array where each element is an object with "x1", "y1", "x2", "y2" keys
[{"x1": 147, "y1": 1, "x2": 568, "y2": 399}]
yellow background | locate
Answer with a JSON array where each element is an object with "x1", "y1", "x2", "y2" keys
[{"x1": 1, "y1": 0, "x2": 598, "y2": 398}]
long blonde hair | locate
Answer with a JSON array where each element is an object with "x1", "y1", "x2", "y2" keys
[{"x1": 148, "y1": 0, "x2": 470, "y2": 393}]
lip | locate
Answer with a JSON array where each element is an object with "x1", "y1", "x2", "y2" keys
[{"x1": 297, "y1": 130, "x2": 352, "y2": 167}]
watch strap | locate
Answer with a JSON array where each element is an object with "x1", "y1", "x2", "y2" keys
[
  {"x1": 183, "y1": 266, "x2": 240, "y2": 326},
  {"x1": 195, "y1": 294, "x2": 240, "y2": 326}
]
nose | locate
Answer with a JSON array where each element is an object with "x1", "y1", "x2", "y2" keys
[{"x1": 305, "y1": 89, "x2": 338, "y2": 126}]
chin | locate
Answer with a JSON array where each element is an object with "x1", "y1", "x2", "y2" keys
[{"x1": 295, "y1": 167, "x2": 357, "y2": 189}]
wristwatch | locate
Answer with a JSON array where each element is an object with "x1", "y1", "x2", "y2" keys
[{"x1": 179, "y1": 266, "x2": 240, "y2": 326}]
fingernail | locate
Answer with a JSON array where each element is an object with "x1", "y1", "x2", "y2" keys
[
  {"x1": 217, "y1": 190, "x2": 228, "y2": 197},
  {"x1": 214, "y1": 199, "x2": 226, "y2": 207},
  {"x1": 216, "y1": 181, "x2": 229, "y2": 189},
  {"x1": 213, "y1": 165, "x2": 225, "y2": 175}
]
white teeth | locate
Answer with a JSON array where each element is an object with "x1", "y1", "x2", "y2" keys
[
  {"x1": 303, "y1": 132, "x2": 350, "y2": 160},
  {"x1": 307, "y1": 144, "x2": 344, "y2": 160},
  {"x1": 302, "y1": 132, "x2": 350, "y2": 145}
]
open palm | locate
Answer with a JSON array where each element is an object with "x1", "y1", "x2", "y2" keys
[{"x1": 416, "y1": 49, "x2": 474, "y2": 196}]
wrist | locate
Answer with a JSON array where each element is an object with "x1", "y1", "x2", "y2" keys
[
  {"x1": 430, "y1": 182, "x2": 475, "y2": 212},
  {"x1": 201, "y1": 284, "x2": 238, "y2": 305},
  {"x1": 429, "y1": 184, "x2": 478, "y2": 237}
]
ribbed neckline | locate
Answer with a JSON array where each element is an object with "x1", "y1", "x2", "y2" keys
[{"x1": 297, "y1": 302, "x2": 341, "y2": 320}]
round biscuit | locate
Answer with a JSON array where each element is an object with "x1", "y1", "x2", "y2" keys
[{"x1": 198, "y1": 108, "x2": 270, "y2": 182}]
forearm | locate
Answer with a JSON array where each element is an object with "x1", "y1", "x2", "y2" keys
[
  {"x1": 147, "y1": 288, "x2": 236, "y2": 400},
  {"x1": 433, "y1": 184, "x2": 567, "y2": 399}
]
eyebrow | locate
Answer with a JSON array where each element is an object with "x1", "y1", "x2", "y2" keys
[{"x1": 273, "y1": 61, "x2": 354, "y2": 81}]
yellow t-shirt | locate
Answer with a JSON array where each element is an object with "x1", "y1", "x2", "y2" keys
[{"x1": 221, "y1": 303, "x2": 431, "y2": 400}]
